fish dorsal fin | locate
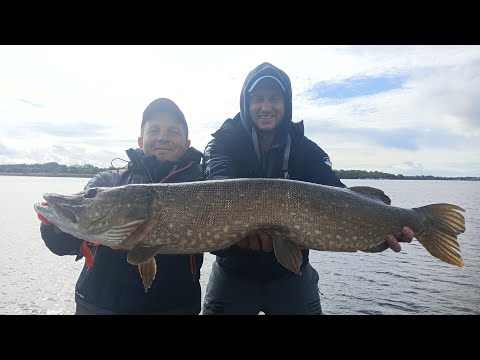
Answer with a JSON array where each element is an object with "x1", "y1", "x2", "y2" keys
[
  {"x1": 272, "y1": 233, "x2": 303, "y2": 275},
  {"x1": 348, "y1": 186, "x2": 391, "y2": 205}
]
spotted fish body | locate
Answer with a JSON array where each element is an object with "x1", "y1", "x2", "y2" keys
[{"x1": 34, "y1": 178, "x2": 466, "y2": 289}]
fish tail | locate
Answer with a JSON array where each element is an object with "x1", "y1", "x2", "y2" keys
[{"x1": 413, "y1": 203, "x2": 466, "y2": 267}]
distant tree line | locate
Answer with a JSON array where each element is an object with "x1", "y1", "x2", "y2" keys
[
  {"x1": 334, "y1": 169, "x2": 479, "y2": 181},
  {"x1": 0, "y1": 162, "x2": 478, "y2": 180},
  {"x1": 0, "y1": 162, "x2": 110, "y2": 177}
]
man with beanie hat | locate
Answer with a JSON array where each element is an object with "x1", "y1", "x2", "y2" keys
[
  {"x1": 39, "y1": 98, "x2": 204, "y2": 314},
  {"x1": 202, "y1": 62, "x2": 415, "y2": 315}
]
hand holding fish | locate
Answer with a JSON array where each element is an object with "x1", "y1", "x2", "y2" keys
[{"x1": 386, "y1": 226, "x2": 414, "y2": 252}]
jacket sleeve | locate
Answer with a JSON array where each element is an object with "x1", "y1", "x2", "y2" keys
[
  {"x1": 203, "y1": 137, "x2": 235, "y2": 180},
  {"x1": 303, "y1": 138, "x2": 346, "y2": 188},
  {"x1": 39, "y1": 173, "x2": 113, "y2": 256},
  {"x1": 40, "y1": 223, "x2": 84, "y2": 256}
]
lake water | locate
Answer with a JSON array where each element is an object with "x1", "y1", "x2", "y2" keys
[{"x1": 0, "y1": 176, "x2": 478, "y2": 315}]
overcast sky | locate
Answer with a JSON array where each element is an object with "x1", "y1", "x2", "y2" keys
[{"x1": 1, "y1": 45, "x2": 479, "y2": 177}]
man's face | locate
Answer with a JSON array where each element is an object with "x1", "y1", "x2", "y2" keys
[
  {"x1": 248, "y1": 79, "x2": 285, "y2": 132},
  {"x1": 138, "y1": 113, "x2": 190, "y2": 162}
]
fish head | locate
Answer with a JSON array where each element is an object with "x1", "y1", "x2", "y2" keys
[{"x1": 34, "y1": 185, "x2": 153, "y2": 244}]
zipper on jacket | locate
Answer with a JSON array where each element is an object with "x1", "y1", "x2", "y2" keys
[{"x1": 282, "y1": 134, "x2": 291, "y2": 179}]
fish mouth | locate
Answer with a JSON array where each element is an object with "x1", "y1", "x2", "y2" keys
[
  {"x1": 34, "y1": 201, "x2": 55, "y2": 222},
  {"x1": 34, "y1": 193, "x2": 81, "y2": 227}
]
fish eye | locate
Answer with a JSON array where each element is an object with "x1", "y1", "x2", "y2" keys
[{"x1": 85, "y1": 188, "x2": 97, "y2": 198}]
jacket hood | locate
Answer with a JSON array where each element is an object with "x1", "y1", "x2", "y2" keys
[{"x1": 240, "y1": 62, "x2": 293, "y2": 138}]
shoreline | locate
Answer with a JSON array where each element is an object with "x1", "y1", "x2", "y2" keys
[
  {"x1": 0, "y1": 173, "x2": 478, "y2": 181},
  {"x1": 0, "y1": 173, "x2": 93, "y2": 178}
]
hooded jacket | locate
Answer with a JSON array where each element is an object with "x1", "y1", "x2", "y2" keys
[
  {"x1": 40, "y1": 147, "x2": 204, "y2": 314},
  {"x1": 204, "y1": 62, "x2": 345, "y2": 279}
]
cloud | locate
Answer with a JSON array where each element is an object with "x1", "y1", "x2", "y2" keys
[
  {"x1": 1, "y1": 45, "x2": 479, "y2": 176},
  {"x1": 303, "y1": 120, "x2": 469, "y2": 152},
  {"x1": 0, "y1": 142, "x2": 12, "y2": 155},
  {"x1": 21, "y1": 122, "x2": 110, "y2": 138},
  {"x1": 408, "y1": 60, "x2": 480, "y2": 130},
  {"x1": 403, "y1": 161, "x2": 425, "y2": 173},
  {"x1": 17, "y1": 98, "x2": 44, "y2": 108}
]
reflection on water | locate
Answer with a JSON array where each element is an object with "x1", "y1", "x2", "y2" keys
[
  {"x1": 1, "y1": 176, "x2": 478, "y2": 315},
  {"x1": 315, "y1": 179, "x2": 480, "y2": 315}
]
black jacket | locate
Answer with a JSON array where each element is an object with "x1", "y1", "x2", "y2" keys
[
  {"x1": 40, "y1": 147, "x2": 204, "y2": 314},
  {"x1": 204, "y1": 62, "x2": 345, "y2": 279}
]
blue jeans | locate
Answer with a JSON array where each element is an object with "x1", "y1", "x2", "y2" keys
[{"x1": 202, "y1": 260, "x2": 322, "y2": 315}]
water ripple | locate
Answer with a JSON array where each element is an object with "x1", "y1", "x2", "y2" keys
[{"x1": 1, "y1": 177, "x2": 479, "y2": 315}]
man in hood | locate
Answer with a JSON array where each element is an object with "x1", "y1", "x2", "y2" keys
[{"x1": 202, "y1": 62, "x2": 414, "y2": 315}]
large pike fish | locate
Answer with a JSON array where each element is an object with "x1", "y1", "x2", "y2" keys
[{"x1": 34, "y1": 178, "x2": 466, "y2": 291}]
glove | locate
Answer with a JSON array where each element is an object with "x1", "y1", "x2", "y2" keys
[{"x1": 37, "y1": 202, "x2": 52, "y2": 225}]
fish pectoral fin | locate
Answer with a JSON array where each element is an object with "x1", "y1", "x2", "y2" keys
[
  {"x1": 101, "y1": 219, "x2": 146, "y2": 248},
  {"x1": 272, "y1": 234, "x2": 303, "y2": 275},
  {"x1": 348, "y1": 186, "x2": 391, "y2": 205},
  {"x1": 137, "y1": 257, "x2": 157, "y2": 293}
]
